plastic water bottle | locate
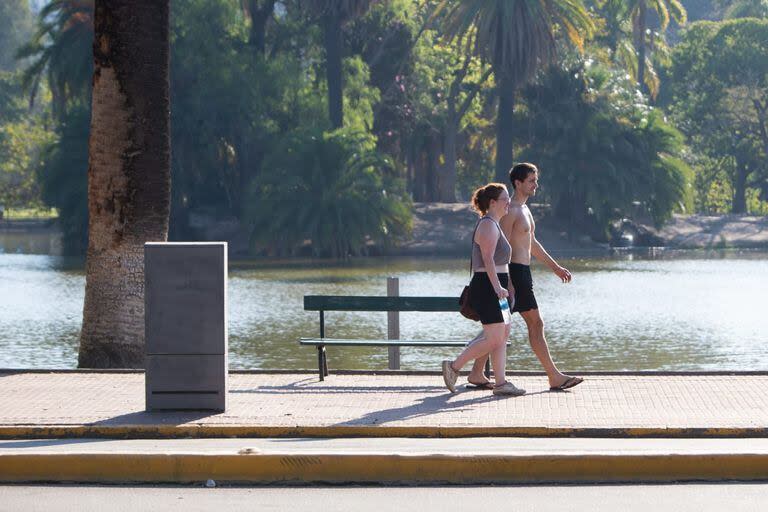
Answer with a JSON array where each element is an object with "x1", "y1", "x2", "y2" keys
[{"x1": 499, "y1": 298, "x2": 511, "y2": 324}]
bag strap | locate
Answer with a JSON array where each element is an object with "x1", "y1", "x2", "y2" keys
[{"x1": 468, "y1": 217, "x2": 484, "y2": 276}]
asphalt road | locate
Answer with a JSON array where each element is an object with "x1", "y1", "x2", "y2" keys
[{"x1": 1, "y1": 483, "x2": 766, "y2": 512}]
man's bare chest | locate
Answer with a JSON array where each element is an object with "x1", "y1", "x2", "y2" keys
[{"x1": 513, "y1": 210, "x2": 533, "y2": 235}]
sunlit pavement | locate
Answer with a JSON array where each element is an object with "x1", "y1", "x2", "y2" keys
[
  {"x1": 3, "y1": 371, "x2": 768, "y2": 485},
  {"x1": 2, "y1": 371, "x2": 768, "y2": 437}
]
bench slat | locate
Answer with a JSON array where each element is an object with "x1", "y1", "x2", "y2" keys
[
  {"x1": 300, "y1": 338, "x2": 511, "y2": 347},
  {"x1": 304, "y1": 295, "x2": 459, "y2": 312}
]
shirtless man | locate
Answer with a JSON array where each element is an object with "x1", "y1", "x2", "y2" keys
[{"x1": 465, "y1": 163, "x2": 583, "y2": 391}]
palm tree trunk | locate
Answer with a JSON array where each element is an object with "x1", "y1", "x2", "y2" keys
[
  {"x1": 438, "y1": 123, "x2": 458, "y2": 202},
  {"x1": 495, "y1": 73, "x2": 515, "y2": 184},
  {"x1": 78, "y1": 0, "x2": 171, "y2": 368},
  {"x1": 636, "y1": 1, "x2": 647, "y2": 94},
  {"x1": 323, "y1": 13, "x2": 344, "y2": 129}
]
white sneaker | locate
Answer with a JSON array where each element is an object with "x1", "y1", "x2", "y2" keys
[
  {"x1": 441, "y1": 360, "x2": 458, "y2": 393},
  {"x1": 492, "y1": 382, "x2": 526, "y2": 396}
]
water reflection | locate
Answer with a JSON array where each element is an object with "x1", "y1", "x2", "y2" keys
[{"x1": 1, "y1": 249, "x2": 767, "y2": 370}]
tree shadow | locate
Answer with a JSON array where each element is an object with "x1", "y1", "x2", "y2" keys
[
  {"x1": 232, "y1": 384, "x2": 447, "y2": 394},
  {"x1": 231, "y1": 376, "x2": 446, "y2": 394}
]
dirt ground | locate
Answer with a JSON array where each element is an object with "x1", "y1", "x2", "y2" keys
[{"x1": 397, "y1": 204, "x2": 768, "y2": 255}]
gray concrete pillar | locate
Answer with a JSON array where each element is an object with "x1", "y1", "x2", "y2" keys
[{"x1": 144, "y1": 242, "x2": 228, "y2": 411}]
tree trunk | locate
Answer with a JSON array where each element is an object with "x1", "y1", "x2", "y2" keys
[
  {"x1": 427, "y1": 133, "x2": 441, "y2": 202},
  {"x1": 78, "y1": 0, "x2": 171, "y2": 368},
  {"x1": 438, "y1": 123, "x2": 458, "y2": 202},
  {"x1": 753, "y1": 98, "x2": 768, "y2": 157},
  {"x1": 495, "y1": 73, "x2": 515, "y2": 184},
  {"x1": 733, "y1": 161, "x2": 748, "y2": 214},
  {"x1": 636, "y1": 1, "x2": 647, "y2": 94},
  {"x1": 323, "y1": 14, "x2": 344, "y2": 129},
  {"x1": 413, "y1": 144, "x2": 428, "y2": 201},
  {"x1": 247, "y1": 0, "x2": 275, "y2": 56}
]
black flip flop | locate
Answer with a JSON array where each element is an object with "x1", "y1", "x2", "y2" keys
[
  {"x1": 466, "y1": 380, "x2": 494, "y2": 390},
  {"x1": 550, "y1": 376, "x2": 584, "y2": 391}
]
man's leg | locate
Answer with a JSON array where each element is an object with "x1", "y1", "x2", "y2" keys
[
  {"x1": 467, "y1": 331, "x2": 489, "y2": 383},
  {"x1": 519, "y1": 308, "x2": 574, "y2": 388}
]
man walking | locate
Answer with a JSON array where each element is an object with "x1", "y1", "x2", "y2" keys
[{"x1": 466, "y1": 162, "x2": 583, "y2": 392}]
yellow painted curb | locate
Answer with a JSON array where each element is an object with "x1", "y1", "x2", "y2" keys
[
  {"x1": 2, "y1": 453, "x2": 768, "y2": 484},
  {"x1": 1, "y1": 425, "x2": 767, "y2": 439}
]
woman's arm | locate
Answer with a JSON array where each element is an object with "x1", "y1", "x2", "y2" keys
[{"x1": 475, "y1": 220, "x2": 508, "y2": 300}]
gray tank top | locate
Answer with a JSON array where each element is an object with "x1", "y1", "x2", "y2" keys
[{"x1": 471, "y1": 217, "x2": 512, "y2": 271}]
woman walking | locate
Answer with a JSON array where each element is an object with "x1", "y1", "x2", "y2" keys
[{"x1": 442, "y1": 183, "x2": 526, "y2": 396}]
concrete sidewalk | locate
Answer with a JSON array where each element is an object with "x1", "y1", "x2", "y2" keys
[
  {"x1": 4, "y1": 437, "x2": 768, "y2": 484},
  {"x1": 3, "y1": 371, "x2": 768, "y2": 484},
  {"x1": 1, "y1": 371, "x2": 767, "y2": 438}
]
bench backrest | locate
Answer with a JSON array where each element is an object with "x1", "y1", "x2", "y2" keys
[{"x1": 304, "y1": 295, "x2": 459, "y2": 312}]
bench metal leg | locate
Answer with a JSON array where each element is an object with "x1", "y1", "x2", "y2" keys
[
  {"x1": 322, "y1": 348, "x2": 329, "y2": 377},
  {"x1": 317, "y1": 346, "x2": 325, "y2": 381},
  {"x1": 484, "y1": 359, "x2": 491, "y2": 379}
]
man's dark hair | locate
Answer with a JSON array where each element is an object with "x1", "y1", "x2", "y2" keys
[{"x1": 509, "y1": 162, "x2": 538, "y2": 189}]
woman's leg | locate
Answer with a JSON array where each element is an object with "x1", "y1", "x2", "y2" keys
[
  {"x1": 453, "y1": 323, "x2": 507, "y2": 385},
  {"x1": 467, "y1": 320, "x2": 511, "y2": 383}
]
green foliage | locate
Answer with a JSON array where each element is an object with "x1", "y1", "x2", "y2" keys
[
  {"x1": 17, "y1": 0, "x2": 93, "y2": 118},
  {"x1": 437, "y1": 0, "x2": 595, "y2": 83},
  {"x1": 0, "y1": 0, "x2": 34, "y2": 72},
  {"x1": 35, "y1": 105, "x2": 89, "y2": 255},
  {"x1": 341, "y1": 56, "x2": 381, "y2": 132},
  {"x1": 245, "y1": 128, "x2": 412, "y2": 257},
  {"x1": 0, "y1": 71, "x2": 54, "y2": 208},
  {"x1": 590, "y1": 0, "x2": 676, "y2": 99},
  {"x1": 0, "y1": 71, "x2": 25, "y2": 124},
  {"x1": 22, "y1": 0, "x2": 768, "y2": 258},
  {"x1": 664, "y1": 18, "x2": 768, "y2": 212},
  {"x1": 715, "y1": 0, "x2": 768, "y2": 19},
  {"x1": 516, "y1": 61, "x2": 691, "y2": 232}
]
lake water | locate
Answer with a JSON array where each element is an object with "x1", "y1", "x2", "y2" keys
[{"x1": 1, "y1": 246, "x2": 767, "y2": 371}]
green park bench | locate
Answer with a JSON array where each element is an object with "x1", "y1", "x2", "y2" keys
[{"x1": 300, "y1": 291, "x2": 508, "y2": 380}]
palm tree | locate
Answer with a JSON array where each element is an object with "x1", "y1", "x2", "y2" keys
[
  {"x1": 605, "y1": 0, "x2": 685, "y2": 96},
  {"x1": 78, "y1": 0, "x2": 171, "y2": 368},
  {"x1": 17, "y1": 0, "x2": 94, "y2": 118},
  {"x1": 306, "y1": 0, "x2": 378, "y2": 128},
  {"x1": 594, "y1": 0, "x2": 664, "y2": 98},
  {"x1": 436, "y1": 0, "x2": 595, "y2": 183}
]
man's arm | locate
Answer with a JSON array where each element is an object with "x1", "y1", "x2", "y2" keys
[
  {"x1": 531, "y1": 230, "x2": 572, "y2": 283},
  {"x1": 499, "y1": 213, "x2": 516, "y2": 298}
]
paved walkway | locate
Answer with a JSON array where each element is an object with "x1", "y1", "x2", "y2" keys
[{"x1": 1, "y1": 371, "x2": 767, "y2": 437}]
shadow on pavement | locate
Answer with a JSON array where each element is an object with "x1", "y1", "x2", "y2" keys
[
  {"x1": 90, "y1": 410, "x2": 220, "y2": 426},
  {"x1": 331, "y1": 386, "x2": 552, "y2": 426},
  {"x1": 0, "y1": 438, "x2": 114, "y2": 449}
]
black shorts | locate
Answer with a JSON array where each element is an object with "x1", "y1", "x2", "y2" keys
[
  {"x1": 468, "y1": 272, "x2": 509, "y2": 325},
  {"x1": 509, "y1": 263, "x2": 538, "y2": 313}
]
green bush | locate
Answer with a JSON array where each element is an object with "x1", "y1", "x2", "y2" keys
[
  {"x1": 245, "y1": 127, "x2": 412, "y2": 258},
  {"x1": 36, "y1": 105, "x2": 89, "y2": 255},
  {"x1": 515, "y1": 61, "x2": 692, "y2": 233}
]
